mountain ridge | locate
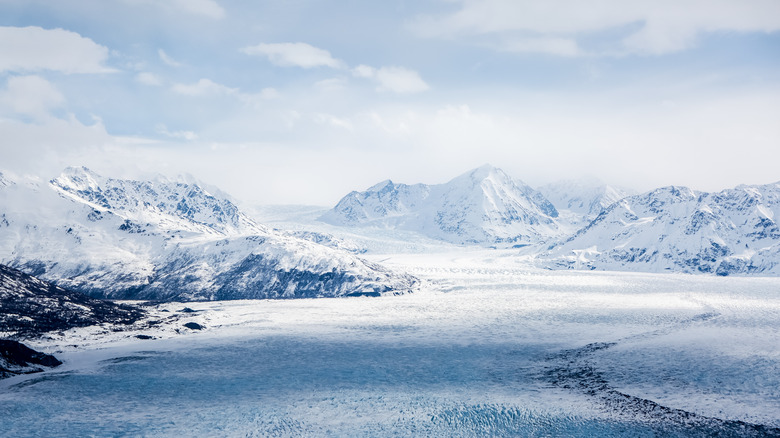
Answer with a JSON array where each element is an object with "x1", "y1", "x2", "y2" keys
[
  {"x1": 1, "y1": 168, "x2": 417, "y2": 301},
  {"x1": 320, "y1": 164, "x2": 565, "y2": 246}
]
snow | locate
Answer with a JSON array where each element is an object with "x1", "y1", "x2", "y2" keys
[
  {"x1": 1, "y1": 250, "x2": 778, "y2": 436},
  {"x1": 320, "y1": 165, "x2": 566, "y2": 246},
  {"x1": 548, "y1": 182, "x2": 780, "y2": 275},
  {"x1": 538, "y1": 177, "x2": 633, "y2": 223},
  {"x1": 0, "y1": 169, "x2": 415, "y2": 300}
]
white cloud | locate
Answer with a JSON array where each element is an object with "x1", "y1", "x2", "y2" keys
[
  {"x1": 353, "y1": 65, "x2": 429, "y2": 94},
  {"x1": 171, "y1": 78, "x2": 278, "y2": 108},
  {"x1": 171, "y1": 78, "x2": 237, "y2": 97},
  {"x1": 0, "y1": 115, "x2": 114, "y2": 178},
  {"x1": 124, "y1": 0, "x2": 226, "y2": 19},
  {"x1": 375, "y1": 67, "x2": 430, "y2": 93},
  {"x1": 0, "y1": 26, "x2": 113, "y2": 73},
  {"x1": 156, "y1": 124, "x2": 197, "y2": 140},
  {"x1": 351, "y1": 65, "x2": 376, "y2": 78},
  {"x1": 158, "y1": 49, "x2": 182, "y2": 67},
  {"x1": 314, "y1": 78, "x2": 349, "y2": 92},
  {"x1": 314, "y1": 113, "x2": 353, "y2": 131},
  {"x1": 169, "y1": 0, "x2": 225, "y2": 19},
  {"x1": 410, "y1": 0, "x2": 780, "y2": 56},
  {"x1": 501, "y1": 37, "x2": 582, "y2": 56},
  {"x1": 240, "y1": 42, "x2": 344, "y2": 69},
  {"x1": 0, "y1": 75, "x2": 65, "y2": 119},
  {"x1": 135, "y1": 72, "x2": 163, "y2": 86}
]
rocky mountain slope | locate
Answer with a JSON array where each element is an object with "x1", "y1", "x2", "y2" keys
[
  {"x1": 546, "y1": 183, "x2": 780, "y2": 275},
  {"x1": 0, "y1": 264, "x2": 144, "y2": 338},
  {"x1": 0, "y1": 168, "x2": 416, "y2": 300},
  {"x1": 0, "y1": 340, "x2": 62, "y2": 379},
  {"x1": 320, "y1": 165, "x2": 566, "y2": 246}
]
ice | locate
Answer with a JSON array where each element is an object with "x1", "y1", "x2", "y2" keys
[{"x1": 1, "y1": 251, "x2": 779, "y2": 436}]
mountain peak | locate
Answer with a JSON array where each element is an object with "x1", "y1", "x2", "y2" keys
[
  {"x1": 323, "y1": 165, "x2": 563, "y2": 246},
  {"x1": 367, "y1": 179, "x2": 394, "y2": 192},
  {"x1": 48, "y1": 166, "x2": 265, "y2": 236},
  {"x1": 468, "y1": 163, "x2": 503, "y2": 179},
  {"x1": 54, "y1": 166, "x2": 105, "y2": 193},
  {"x1": 448, "y1": 164, "x2": 513, "y2": 189}
]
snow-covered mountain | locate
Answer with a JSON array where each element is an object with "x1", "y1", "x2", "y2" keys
[
  {"x1": 0, "y1": 263, "x2": 144, "y2": 338},
  {"x1": 546, "y1": 183, "x2": 780, "y2": 275},
  {"x1": 0, "y1": 167, "x2": 416, "y2": 300},
  {"x1": 538, "y1": 178, "x2": 633, "y2": 224},
  {"x1": 320, "y1": 165, "x2": 565, "y2": 246},
  {"x1": 50, "y1": 167, "x2": 264, "y2": 236}
]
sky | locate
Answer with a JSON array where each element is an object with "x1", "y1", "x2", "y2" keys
[{"x1": 1, "y1": 0, "x2": 779, "y2": 206}]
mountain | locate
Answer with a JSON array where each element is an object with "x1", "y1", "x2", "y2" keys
[
  {"x1": 546, "y1": 183, "x2": 780, "y2": 275},
  {"x1": 50, "y1": 167, "x2": 263, "y2": 236},
  {"x1": 320, "y1": 165, "x2": 565, "y2": 246},
  {"x1": 538, "y1": 178, "x2": 633, "y2": 223},
  {"x1": 0, "y1": 167, "x2": 416, "y2": 300},
  {"x1": 0, "y1": 263, "x2": 144, "y2": 338}
]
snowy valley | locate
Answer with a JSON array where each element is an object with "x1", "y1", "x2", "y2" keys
[{"x1": 2, "y1": 165, "x2": 780, "y2": 437}]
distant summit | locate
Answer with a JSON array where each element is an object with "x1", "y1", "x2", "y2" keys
[{"x1": 321, "y1": 165, "x2": 564, "y2": 246}]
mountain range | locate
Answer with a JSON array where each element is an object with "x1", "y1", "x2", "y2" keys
[
  {"x1": 0, "y1": 167, "x2": 417, "y2": 301},
  {"x1": 2, "y1": 164, "x2": 779, "y2": 289},
  {"x1": 320, "y1": 164, "x2": 566, "y2": 246},
  {"x1": 321, "y1": 165, "x2": 780, "y2": 276},
  {"x1": 547, "y1": 184, "x2": 780, "y2": 275}
]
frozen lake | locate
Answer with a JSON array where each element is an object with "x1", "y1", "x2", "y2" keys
[{"x1": 2, "y1": 252, "x2": 779, "y2": 436}]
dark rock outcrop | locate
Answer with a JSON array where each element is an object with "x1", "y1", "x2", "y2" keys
[
  {"x1": 0, "y1": 264, "x2": 145, "y2": 338},
  {"x1": 0, "y1": 340, "x2": 62, "y2": 379}
]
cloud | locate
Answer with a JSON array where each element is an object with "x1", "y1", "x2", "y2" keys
[
  {"x1": 156, "y1": 124, "x2": 197, "y2": 140},
  {"x1": 0, "y1": 75, "x2": 65, "y2": 119},
  {"x1": 158, "y1": 49, "x2": 182, "y2": 67},
  {"x1": 135, "y1": 72, "x2": 163, "y2": 86},
  {"x1": 352, "y1": 65, "x2": 429, "y2": 94},
  {"x1": 314, "y1": 113, "x2": 353, "y2": 131},
  {"x1": 0, "y1": 26, "x2": 113, "y2": 73},
  {"x1": 171, "y1": 78, "x2": 237, "y2": 97},
  {"x1": 501, "y1": 37, "x2": 582, "y2": 56},
  {"x1": 241, "y1": 43, "x2": 428, "y2": 94},
  {"x1": 124, "y1": 0, "x2": 225, "y2": 19},
  {"x1": 409, "y1": 0, "x2": 780, "y2": 56},
  {"x1": 240, "y1": 42, "x2": 344, "y2": 69},
  {"x1": 0, "y1": 114, "x2": 114, "y2": 178},
  {"x1": 170, "y1": 78, "x2": 278, "y2": 109}
]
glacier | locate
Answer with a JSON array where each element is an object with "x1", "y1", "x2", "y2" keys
[{"x1": 1, "y1": 253, "x2": 778, "y2": 436}]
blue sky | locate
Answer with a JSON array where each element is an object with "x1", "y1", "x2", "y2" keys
[{"x1": 1, "y1": 0, "x2": 779, "y2": 204}]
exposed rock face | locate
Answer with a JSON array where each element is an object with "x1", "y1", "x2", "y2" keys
[
  {"x1": 0, "y1": 264, "x2": 144, "y2": 337},
  {"x1": 0, "y1": 340, "x2": 62, "y2": 379}
]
